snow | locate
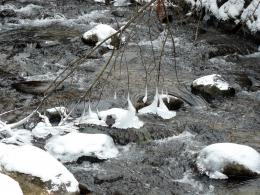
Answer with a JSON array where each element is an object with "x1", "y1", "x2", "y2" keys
[
  {"x1": 0, "y1": 173, "x2": 23, "y2": 195},
  {"x1": 139, "y1": 89, "x2": 176, "y2": 119},
  {"x1": 46, "y1": 107, "x2": 68, "y2": 118},
  {"x1": 196, "y1": 143, "x2": 260, "y2": 179},
  {"x1": 77, "y1": 98, "x2": 144, "y2": 129},
  {"x1": 32, "y1": 121, "x2": 78, "y2": 139},
  {"x1": 0, "y1": 143, "x2": 79, "y2": 192},
  {"x1": 45, "y1": 132, "x2": 119, "y2": 163},
  {"x1": 1, "y1": 129, "x2": 32, "y2": 145},
  {"x1": 82, "y1": 24, "x2": 118, "y2": 49},
  {"x1": 192, "y1": 74, "x2": 230, "y2": 90},
  {"x1": 185, "y1": 0, "x2": 260, "y2": 32}
]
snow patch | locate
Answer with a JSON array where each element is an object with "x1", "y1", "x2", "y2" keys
[
  {"x1": 192, "y1": 74, "x2": 230, "y2": 90},
  {"x1": 0, "y1": 143, "x2": 79, "y2": 192},
  {"x1": 196, "y1": 143, "x2": 260, "y2": 179},
  {"x1": 45, "y1": 132, "x2": 119, "y2": 163},
  {"x1": 0, "y1": 173, "x2": 23, "y2": 195}
]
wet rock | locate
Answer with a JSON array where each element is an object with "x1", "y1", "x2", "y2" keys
[
  {"x1": 235, "y1": 74, "x2": 253, "y2": 90},
  {"x1": 223, "y1": 163, "x2": 258, "y2": 178},
  {"x1": 0, "y1": 9, "x2": 16, "y2": 18},
  {"x1": 111, "y1": 10, "x2": 125, "y2": 17},
  {"x1": 94, "y1": 173, "x2": 123, "y2": 185},
  {"x1": 191, "y1": 74, "x2": 235, "y2": 101},
  {"x1": 12, "y1": 81, "x2": 64, "y2": 95}
]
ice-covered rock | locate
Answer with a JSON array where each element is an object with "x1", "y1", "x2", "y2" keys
[
  {"x1": 1, "y1": 129, "x2": 32, "y2": 145},
  {"x1": 77, "y1": 98, "x2": 143, "y2": 129},
  {"x1": 196, "y1": 143, "x2": 260, "y2": 179},
  {"x1": 191, "y1": 74, "x2": 235, "y2": 100},
  {"x1": 138, "y1": 89, "x2": 176, "y2": 119},
  {"x1": 46, "y1": 106, "x2": 68, "y2": 123},
  {"x1": 0, "y1": 143, "x2": 79, "y2": 193},
  {"x1": 0, "y1": 173, "x2": 23, "y2": 195},
  {"x1": 45, "y1": 132, "x2": 119, "y2": 163},
  {"x1": 82, "y1": 24, "x2": 121, "y2": 49}
]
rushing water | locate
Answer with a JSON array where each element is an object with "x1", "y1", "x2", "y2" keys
[{"x1": 0, "y1": 0, "x2": 260, "y2": 194}]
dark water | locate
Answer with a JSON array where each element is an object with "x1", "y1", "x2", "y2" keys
[{"x1": 0, "y1": 0, "x2": 260, "y2": 194}]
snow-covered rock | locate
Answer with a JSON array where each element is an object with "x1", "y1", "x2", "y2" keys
[
  {"x1": 185, "y1": 0, "x2": 260, "y2": 32},
  {"x1": 0, "y1": 173, "x2": 23, "y2": 195},
  {"x1": 191, "y1": 74, "x2": 235, "y2": 100},
  {"x1": 196, "y1": 143, "x2": 260, "y2": 179},
  {"x1": 0, "y1": 143, "x2": 79, "y2": 193},
  {"x1": 139, "y1": 89, "x2": 176, "y2": 119},
  {"x1": 46, "y1": 106, "x2": 68, "y2": 122},
  {"x1": 45, "y1": 132, "x2": 119, "y2": 163},
  {"x1": 77, "y1": 98, "x2": 143, "y2": 129},
  {"x1": 82, "y1": 24, "x2": 122, "y2": 49},
  {"x1": 1, "y1": 129, "x2": 32, "y2": 145}
]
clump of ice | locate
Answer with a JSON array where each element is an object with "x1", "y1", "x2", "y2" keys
[
  {"x1": 1, "y1": 129, "x2": 32, "y2": 145},
  {"x1": 77, "y1": 98, "x2": 144, "y2": 129},
  {"x1": 82, "y1": 24, "x2": 119, "y2": 49},
  {"x1": 0, "y1": 143, "x2": 79, "y2": 192},
  {"x1": 45, "y1": 132, "x2": 119, "y2": 163},
  {"x1": 192, "y1": 74, "x2": 230, "y2": 90},
  {"x1": 185, "y1": 0, "x2": 260, "y2": 32},
  {"x1": 196, "y1": 143, "x2": 260, "y2": 179},
  {"x1": 0, "y1": 173, "x2": 23, "y2": 195},
  {"x1": 32, "y1": 112, "x2": 78, "y2": 139},
  {"x1": 139, "y1": 88, "x2": 176, "y2": 119}
]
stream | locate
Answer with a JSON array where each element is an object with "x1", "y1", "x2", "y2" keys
[{"x1": 0, "y1": 0, "x2": 260, "y2": 194}]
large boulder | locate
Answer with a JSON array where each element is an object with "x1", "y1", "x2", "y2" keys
[
  {"x1": 196, "y1": 143, "x2": 260, "y2": 179},
  {"x1": 0, "y1": 143, "x2": 79, "y2": 194},
  {"x1": 191, "y1": 74, "x2": 235, "y2": 101},
  {"x1": 45, "y1": 132, "x2": 119, "y2": 163}
]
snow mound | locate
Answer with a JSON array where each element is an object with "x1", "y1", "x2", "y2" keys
[
  {"x1": 185, "y1": 0, "x2": 260, "y2": 32},
  {"x1": 0, "y1": 173, "x2": 23, "y2": 195},
  {"x1": 192, "y1": 74, "x2": 229, "y2": 90},
  {"x1": 139, "y1": 89, "x2": 176, "y2": 119},
  {"x1": 77, "y1": 98, "x2": 143, "y2": 129},
  {"x1": 0, "y1": 143, "x2": 79, "y2": 192},
  {"x1": 82, "y1": 24, "x2": 120, "y2": 49},
  {"x1": 196, "y1": 143, "x2": 260, "y2": 179},
  {"x1": 45, "y1": 132, "x2": 119, "y2": 163},
  {"x1": 1, "y1": 129, "x2": 32, "y2": 145}
]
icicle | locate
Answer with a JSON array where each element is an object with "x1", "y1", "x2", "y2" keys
[
  {"x1": 114, "y1": 91, "x2": 117, "y2": 100},
  {"x1": 127, "y1": 94, "x2": 136, "y2": 113},
  {"x1": 142, "y1": 85, "x2": 148, "y2": 103},
  {"x1": 165, "y1": 88, "x2": 170, "y2": 103}
]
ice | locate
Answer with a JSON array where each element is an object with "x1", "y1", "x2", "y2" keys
[
  {"x1": 139, "y1": 88, "x2": 176, "y2": 119},
  {"x1": 0, "y1": 173, "x2": 23, "y2": 195},
  {"x1": 197, "y1": 143, "x2": 260, "y2": 179},
  {"x1": 45, "y1": 132, "x2": 119, "y2": 163},
  {"x1": 192, "y1": 74, "x2": 230, "y2": 90},
  {"x1": 1, "y1": 129, "x2": 32, "y2": 145},
  {"x1": 0, "y1": 143, "x2": 79, "y2": 192}
]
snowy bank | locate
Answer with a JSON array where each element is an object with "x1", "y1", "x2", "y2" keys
[
  {"x1": 185, "y1": 0, "x2": 260, "y2": 32},
  {"x1": 0, "y1": 173, "x2": 23, "y2": 195},
  {"x1": 196, "y1": 143, "x2": 260, "y2": 179},
  {"x1": 45, "y1": 132, "x2": 119, "y2": 163},
  {"x1": 0, "y1": 143, "x2": 79, "y2": 193}
]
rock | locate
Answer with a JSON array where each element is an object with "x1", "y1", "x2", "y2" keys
[
  {"x1": 191, "y1": 74, "x2": 235, "y2": 101},
  {"x1": 111, "y1": 10, "x2": 125, "y2": 17},
  {"x1": 196, "y1": 143, "x2": 260, "y2": 179},
  {"x1": 11, "y1": 81, "x2": 64, "y2": 95},
  {"x1": 0, "y1": 143, "x2": 79, "y2": 194},
  {"x1": 46, "y1": 106, "x2": 68, "y2": 123},
  {"x1": 0, "y1": 9, "x2": 16, "y2": 18},
  {"x1": 82, "y1": 24, "x2": 122, "y2": 49},
  {"x1": 235, "y1": 74, "x2": 253, "y2": 90},
  {"x1": 45, "y1": 132, "x2": 119, "y2": 163}
]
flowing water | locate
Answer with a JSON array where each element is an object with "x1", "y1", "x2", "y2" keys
[{"x1": 0, "y1": 0, "x2": 260, "y2": 194}]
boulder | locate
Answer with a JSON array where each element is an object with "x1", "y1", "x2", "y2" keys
[
  {"x1": 191, "y1": 74, "x2": 235, "y2": 101},
  {"x1": 82, "y1": 24, "x2": 122, "y2": 49},
  {"x1": 0, "y1": 143, "x2": 79, "y2": 194},
  {"x1": 196, "y1": 143, "x2": 260, "y2": 179}
]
